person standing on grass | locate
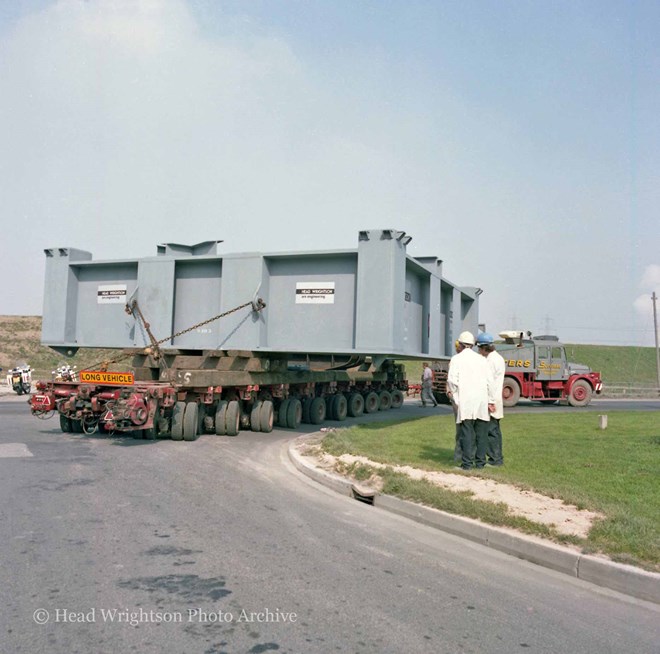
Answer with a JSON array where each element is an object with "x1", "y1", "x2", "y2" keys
[
  {"x1": 477, "y1": 332, "x2": 506, "y2": 466},
  {"x1": 447, "y1": 340, "x2": 463, "y2": 461},
  {"x1": 447, "y1": 331, "x2": 495, "y2": 470},
  {"x1": 420, "y1": 362, "x2": 438, "y2": 407}
]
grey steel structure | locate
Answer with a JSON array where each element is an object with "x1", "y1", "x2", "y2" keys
[{"x1": 41, "y1": 229, "x2": 480, "y2": 362}]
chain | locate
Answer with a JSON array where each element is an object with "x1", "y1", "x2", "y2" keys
[{"x1": 79, "y1": 298, "x2": 266, "y2": 373}]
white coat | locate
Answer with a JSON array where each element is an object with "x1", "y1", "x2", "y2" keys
[
  {"x1": 486, "y1": 350, "x2": 506, "y2": 420},
  {"x1": 447, "y1": 348, "x2": 494, "y2": 423}
]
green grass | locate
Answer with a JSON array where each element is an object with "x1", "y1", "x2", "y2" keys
[{"x1": 322, "y1": 412, "x2": 660, "y2": 570}]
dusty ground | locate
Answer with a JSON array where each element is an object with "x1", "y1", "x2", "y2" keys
[{"x1": 297, "y1": 440, "x2": 603, "y2": 539}]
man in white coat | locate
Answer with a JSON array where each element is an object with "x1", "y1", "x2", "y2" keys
[
  {"x1": 477, "y1": 332, "x2": 506, "y2": 466},
  {"x1": 447, "y1": 331, "x2": 495, "y2": 470}
]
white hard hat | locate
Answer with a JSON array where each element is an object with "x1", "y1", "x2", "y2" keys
[{"x1": 458, "y1": 331, "x2": 475, "y2": 346}]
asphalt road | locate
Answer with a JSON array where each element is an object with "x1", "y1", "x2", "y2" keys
[{"x1": 1, "y1": 396, "x2": 658, "y2": 654}]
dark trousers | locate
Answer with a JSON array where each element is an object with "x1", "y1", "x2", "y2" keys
[
  {"x1": 459, "y1": 419, "x2": 489, "y2": 469},
  {"x1": 487, "y1": 418, "x2": 504, "y2": 465}
]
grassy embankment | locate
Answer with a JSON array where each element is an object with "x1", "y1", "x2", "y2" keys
[
  {"x1": 0, "y1": 315, "x2": 123, "y2": 378},
  {"x1": 322, "y1": 411, "x2": 660, "y2": 571}
]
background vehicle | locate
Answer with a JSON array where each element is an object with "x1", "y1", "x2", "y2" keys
[
  {"x1": 495, "y1": 331, "x2": 603, "y2": 407},
  {"x1": 8, "y1": 363, "x2": 32, "y2": 395},
  {"x1": 30, "y1": 229, "x2": 481, "y2": 439}
]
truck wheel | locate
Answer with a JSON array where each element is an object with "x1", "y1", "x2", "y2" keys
[
  {"x1": 568, "y1": 380, "x2": 593, "y2": 407},
  {"x1": 330, "y1": 394, "x2": 348, "y2": 421},
  {"x1": 225, "y1": 400, "x2": 240, "y2": 436},
  {"x1": 502, "y1": 378, "x2": 521, "y2": 408},
  {"x1": 215, "y1": 400, "x2": 228, "y2": 435},
  {"x1": 250, "y1": 401, "x2": 263, "y2": 432},
  {"x1": 183, "y1": 403, "x2": 199, "y2": 441},
  {"x1": 309, "y1": 397, "x2": 326, "y2": 425},
  {"x1": 259, "y1": 400, "x2": 274, "y2": 433},
  {"x1": 286, "y1": 398, "x2": 302, "y2": 429},
  {"x1": 390, "y1": 389, "x2": 404, "y2": 409},
  {"x1": 171, "y1": 401, "x2": 185, "y2": 440},
  {"x1": 71, "y1": 419, "x2": 83, "y2": 433},
  {"x1": 363, "y1": 391, "x2": 379, "y2": 413},
  {"x1": 378, "y1": 390, "x2": 392, "y2": 411},
  {"x1": 347, "y1": 392, "x2": 364, "y2": 417},
  {"x1": 59, "y1": 414, "x2": 72, "y2": 433},
  {"x1": 277, "y1": 399, "x2": 291, "y2": 428}
]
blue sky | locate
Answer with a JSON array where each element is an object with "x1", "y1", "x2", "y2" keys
[{"x1": 1, "y1": 0, "x2": 658, "y2": 345}]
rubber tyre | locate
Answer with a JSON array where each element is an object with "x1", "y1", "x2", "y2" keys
[
  {"x1": 171, "y1": 401, "x2": 185, "y2": 440},
  {"x1": 277, "y1": 399, "x2": 291, "y2": 428},
  {"x1": 347, "y1": 392, "x2": 364, "y2": 417},
  {"x1": 378, "y1": 390, "x2": 392, "y2": 411},
  {"x1": 71, "y1": 419, "x2": 83, "y2": 433},
  {"x1": 309, "y1": 397, "x2": 326, "y2": 425},
  {"x1": 59, "y1": 414, "x2": 72, "y2": 433},
  {"x1": 363, "y1": 391, "x2": 379, "y2": 414},
  {"x1": 568, "y1": 380, "x2": 593, "y2": 407},
  {"x1": 286, "y1": 398, "x2": 303, "y2": 429},
  {"x1": 215, "y1": 400, "x2": 228, "y2": 435},
  {"x1": 183, "y1": 403, "x2": 199, "y2": 441},
  {"x1": 259, "y1": 400, "x2": 274, "y2": 433},
  {"x1": 301, "y1": 397, "x2": 313, "y2": 424},
  {"x1": 502, "y1": 378, "x2": 521, "y2": 408},
  {"x1": 225, "y1": 400, "x2": 240, "y2": 436},
  {"x1": 390, "y1": 389, "x2": 404, "y2": 409},
  {"x1": 250, "y1": 401, "x2": 263, "y2": 432},
  {"x1": 330, "y1": 394, "x2": 348, "y2": 421}
]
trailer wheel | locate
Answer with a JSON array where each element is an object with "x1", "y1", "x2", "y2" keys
[
  {"x1": 277, "y1": 399, "x2": 291, "y2": 428},
  {"x1": 301, "y1": 397, "x2": 313, "y2": 424},
  {"x1": 568, "y1": 380, "x2": 593, "y2": 407},
  {"x1": 286, "y1": 398, "x2": 303, "y2": 429},
  {"x1": 330, "y1": 394, "x2": 348, "y2": 421},
  {"x1": 364, "y1": 391, "x2": 379, "y2": 414},
  {"x1": 59, "y1": 414, "x2": 72, "y2": 433},
  {"x1": 502, "y1": 378, "x2": 521, "y2": 408},
  {"x1": 259, "y1": 400, "x2": 274, "y2": 433},
  {"x1": 309, "y1": 397, "x2": 326, "y2": 424},
  {"x1": 347, "y1": 392, "x2": 364, "y2": 417},
  {"x1": 390, "y1": 389, "x2": 404, "y2": 409},
  {"x1": 378, "y1": 390, "x2": 392, "y2": 411},
  {"x1": 171, "y1": 401, "x2": 185, "y2": 440},
  {"x1": 250, "y1": 401, "x2": 263, "y2": 432},
  {"x1": 183, "y1": 403, "x2": 199, "y2": 441},
  {"x1": 225, "y1": 400, "x2": 240, "y2": 436},
  {"x1": 214, "y1": 400, "x2": 228, "y2": 435}
]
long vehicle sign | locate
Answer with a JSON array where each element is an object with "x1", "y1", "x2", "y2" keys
[{"x1": 80, "y1": 371, "x2": 135, "y2": 385}]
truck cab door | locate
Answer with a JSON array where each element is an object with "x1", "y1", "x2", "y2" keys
[
  {"x1": 552, "y1": 346, "x2": 568, "y2": 380},
  {"x1": 535, "y1": 346, "x2": 552, "y2": 380}
]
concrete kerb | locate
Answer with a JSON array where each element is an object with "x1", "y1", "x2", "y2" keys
[{"x1": 288, "y1": 434, "x2": 660, "y2": 605}]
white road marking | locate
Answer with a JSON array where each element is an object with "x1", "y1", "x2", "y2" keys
[{"x1": 0, "y1": 443, "x2": 33, "y2": 458}]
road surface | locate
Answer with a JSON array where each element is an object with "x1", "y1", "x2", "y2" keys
[{"x1": 1, "y1": 397, "x2": 658, "y2": 653}]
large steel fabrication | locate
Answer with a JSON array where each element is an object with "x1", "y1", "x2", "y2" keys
[{"x1": 31, "y1": 229, "x2": 481, "y2": 440}]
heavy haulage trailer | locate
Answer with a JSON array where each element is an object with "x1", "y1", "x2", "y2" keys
[{"x1": 30, "y1": 229, "x2": 481, "y2": 440}]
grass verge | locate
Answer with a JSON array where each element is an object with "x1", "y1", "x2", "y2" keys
[{"x1": 322, "y1": 412, "x2": 660, "y2": 571}]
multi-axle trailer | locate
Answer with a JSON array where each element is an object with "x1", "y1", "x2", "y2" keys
[{"x1": 30, "y1": 228, "x2": 481, "y2": 440}]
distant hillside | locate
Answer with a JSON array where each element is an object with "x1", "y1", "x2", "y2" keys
[
  {"x1": 0, "y1": 316, "x2": 658, "y2": 386},
  {"x1": 0, "y1": 316, "x2": 119, "y2": 377},
  {"x1": 565, "y1": 344, "x2": 659, "y2": 386}
]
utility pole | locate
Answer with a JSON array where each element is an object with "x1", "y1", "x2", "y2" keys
[{"x1": 653, "y1": 292, "x2": 660, "y2": 390}]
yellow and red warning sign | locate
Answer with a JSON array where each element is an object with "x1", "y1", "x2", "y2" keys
[{"x1": 80, "y1": 371, "x2": 135, "y2": 385}]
